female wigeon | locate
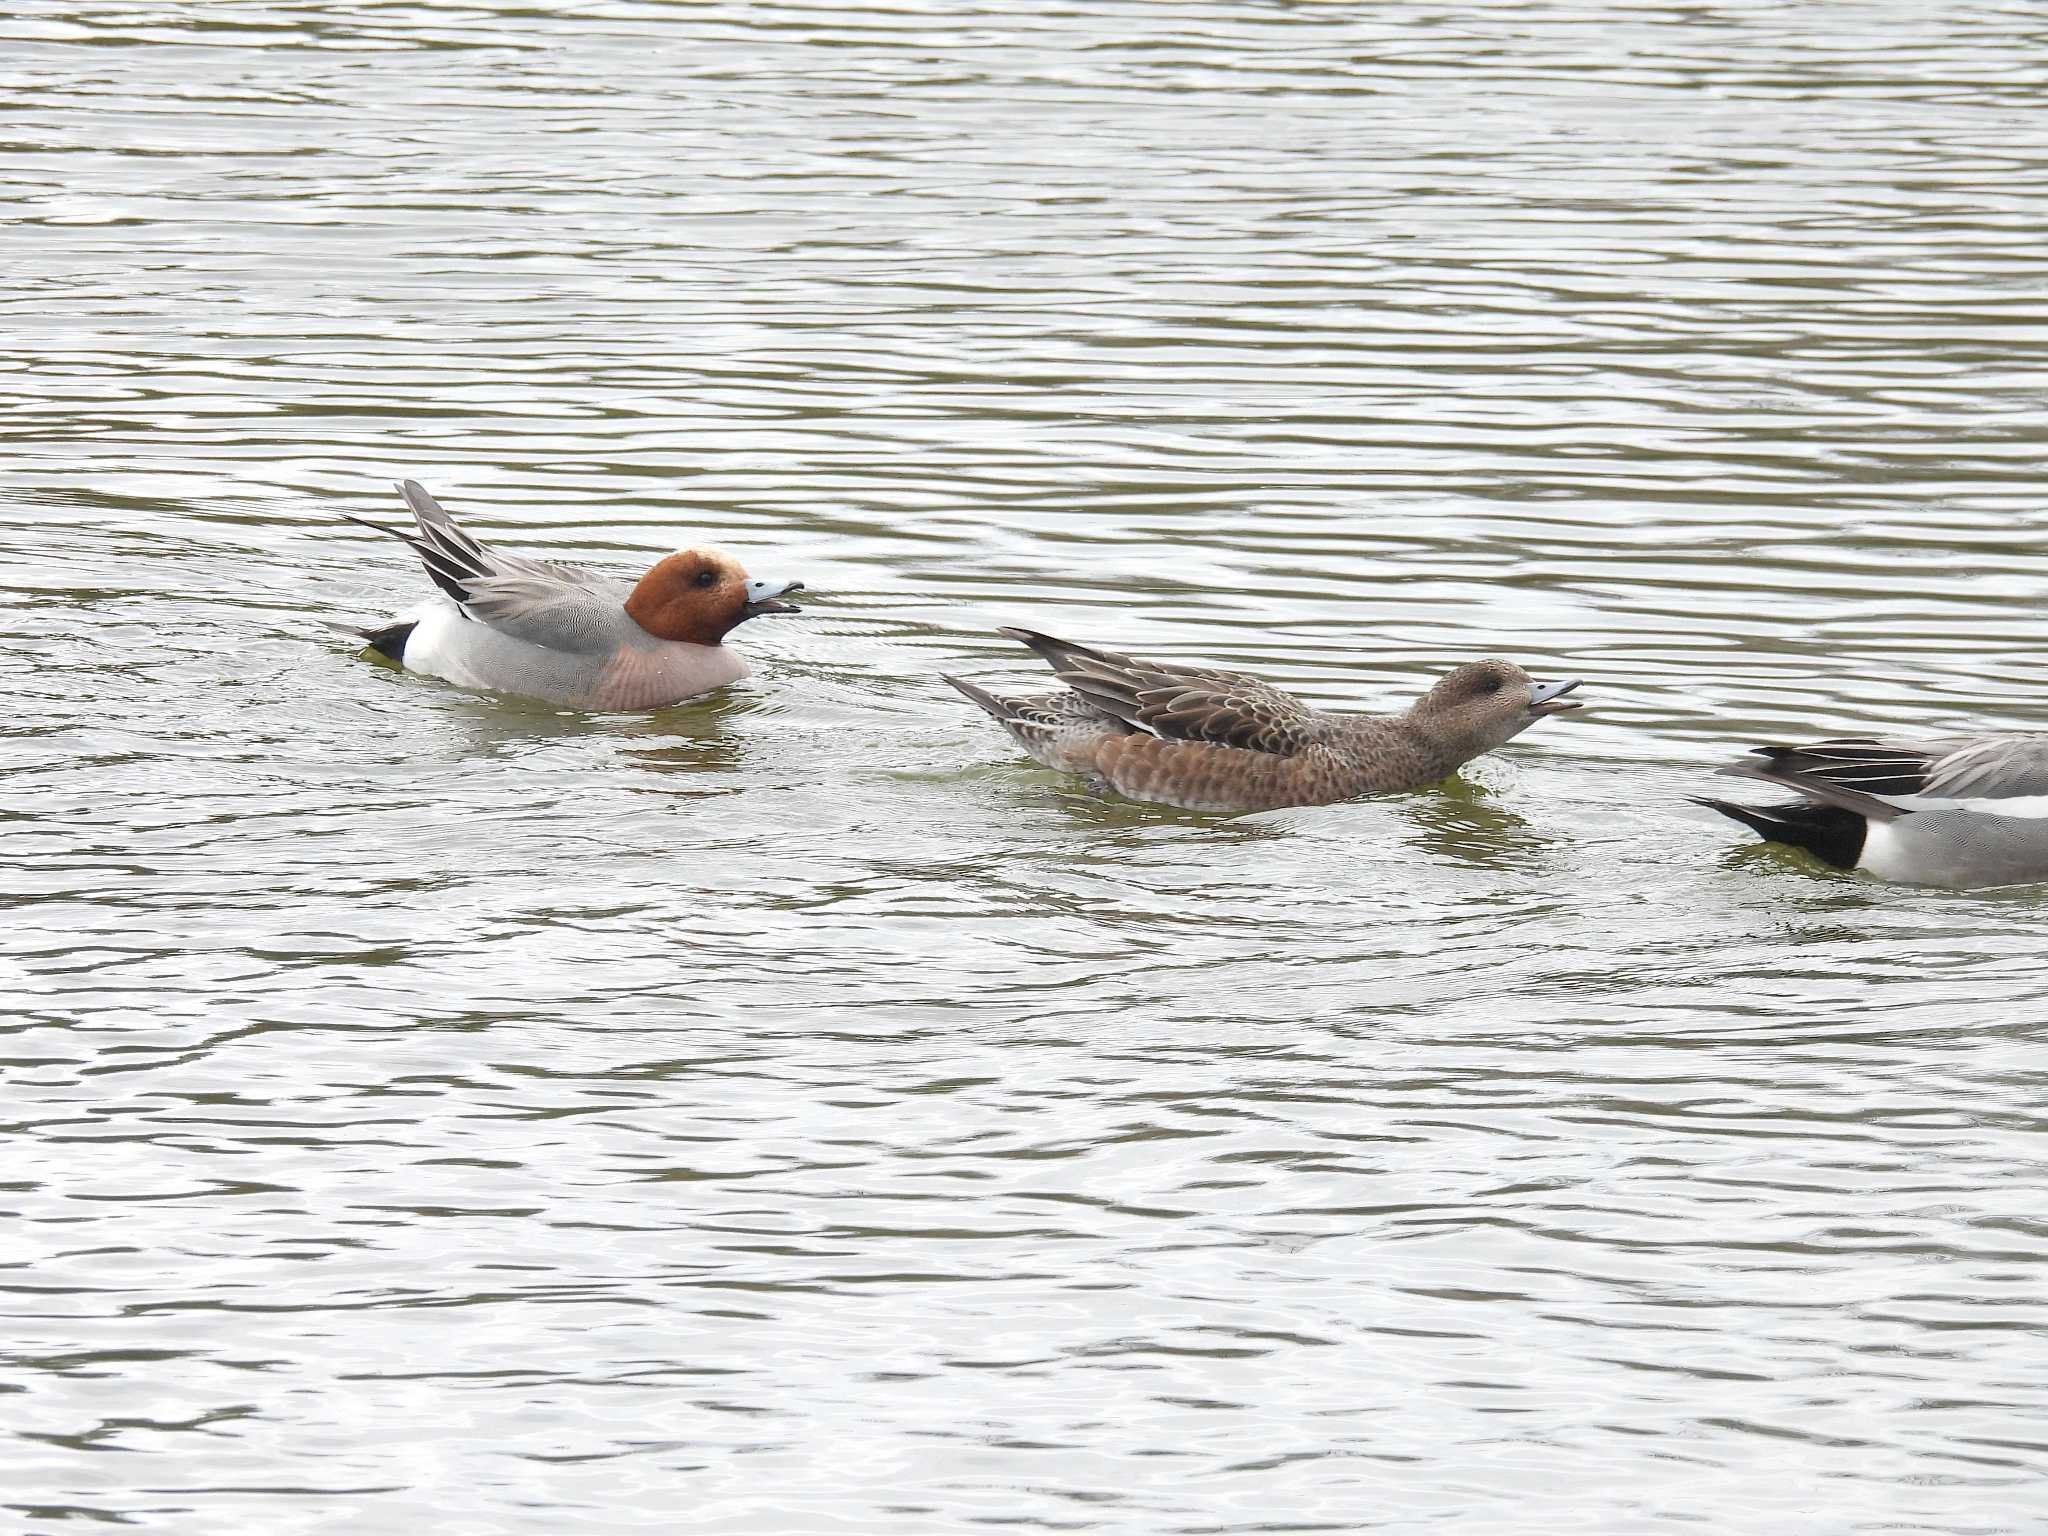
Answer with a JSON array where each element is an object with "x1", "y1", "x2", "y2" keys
[
  {"x1": 344, "y1": 480, "x2": 804, "y2": 709},
  {"x1": 1696, "y1": 735, "x2": 2048, "y2": 887},
  {"x1": 948, "y1": 627, "x2": 1582, "y2": 812}
]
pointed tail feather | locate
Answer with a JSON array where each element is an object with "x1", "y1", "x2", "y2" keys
[
  {"x1": 1691, "y1": 795, "x2": 1866, "y2": 871},
  {"x1": 341, "y1": 511, "x2": 414, "y2": 543},
  {"x1": 994, "y1": 628, "x2": 1155, "y2": 731},
  {"x1": 340, "y1": 487, "x2": 478, "y2": 605},
  {"x1": 1693, "y1": 796, "x2": 1793, "y2": 842},
  {"x1": 1721, "y1": 754, "x2": 1904, "y2": 823},
  {"x1": 997, "y1": 627, "x2": 1129, "y2": 674},
  {"x1": 398, "y1": 479, "x2": 451, "y2": 527},
  {"x1": 945, "y1": 674, "x2": 1020, "y2": 721}
]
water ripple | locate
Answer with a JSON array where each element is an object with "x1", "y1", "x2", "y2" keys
[{"x1": 6, "y1": 1, "x2": 2048, "y2": 1532}]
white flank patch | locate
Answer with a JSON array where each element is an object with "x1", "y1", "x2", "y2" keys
[
  {"x1": 1856, "y1": 821, "x2": 1908, "y2": 880},
  {"x1": 396, "y1": 602, "x2": 473, "y2": 683},
  {"x1": 1878, "y1": 793, "x2": 2048, "y2": 819}
]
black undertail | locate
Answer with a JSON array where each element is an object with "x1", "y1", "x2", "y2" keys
[
  {"x1": 1691, "y1": 796, "x2": 1867, "y2": 871},
  {"x1": 359, "y1": 619, "x2": 417, "y2": 663}
]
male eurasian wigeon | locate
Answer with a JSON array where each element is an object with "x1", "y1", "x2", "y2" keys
[
  {"x1": 1696, "y1": 735, "x2": 2048, "y2": 888},
  {"x1": 947, "y1": 627, "x2": 1583, "y2": 812},
  {"x1": 344, "y1": 480, "x2": 804, "y2": 709}
]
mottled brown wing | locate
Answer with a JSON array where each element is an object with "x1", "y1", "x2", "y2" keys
[{"x1": 998, "y1": 627, "x2": 1331, "y2": 758}]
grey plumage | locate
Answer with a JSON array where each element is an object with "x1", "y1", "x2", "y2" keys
[
  {"x1": 339, "y1": 480, "x2": 803, "y2": 709},
  {"x1": 347, "y1": 480, "x2": 639, "y2": 655},
  {"x1": 1699, "y1": 733, "x2": 2048, "y2": 888}
]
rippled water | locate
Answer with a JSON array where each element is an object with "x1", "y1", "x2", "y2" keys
[{"x1": 8, "y1": 2, "x2": 2048, "y2": 1531}]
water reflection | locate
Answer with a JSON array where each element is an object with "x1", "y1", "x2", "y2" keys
[{"x1": 7, "y1": 1, "x2": 2048, "y2": 1533}]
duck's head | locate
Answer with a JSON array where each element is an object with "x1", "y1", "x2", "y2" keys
[
  {"x1": 1409, "y1": 658, "x2": 1582, "y2": 754},
  {"x1": 624, "y1": 548, "x2": 804, "y2": 645}
]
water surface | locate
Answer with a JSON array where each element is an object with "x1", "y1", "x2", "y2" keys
[{"x1": 6, "y1": 3, "x2": 2048, "y2": 1532}]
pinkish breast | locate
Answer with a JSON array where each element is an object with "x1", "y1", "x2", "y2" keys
[{"x1": 587, "y1": 642, "x2": 749, "y2": 709}]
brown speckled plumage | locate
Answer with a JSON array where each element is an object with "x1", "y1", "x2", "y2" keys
[{"x1": 947, "y1": 628, "x2": 1582, "y2": 813}]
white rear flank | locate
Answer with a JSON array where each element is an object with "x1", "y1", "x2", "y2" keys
[
  {"x1": 1876, "y1": 793, "x2": 2048, "y2": 819},
  {"x1": 1853, "y1": 820, "x2": 1915, "y2": 882},
  {"x1": 397, "y1": 603, "x2": 481, "y2": 686}
]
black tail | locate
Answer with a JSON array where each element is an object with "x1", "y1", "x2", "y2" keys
[
  {"x1": 1691, "y1": 796, "x2": 1866, "y2": 871},
  {"x1": 359, "y1": 619, "x2": 417, "y2": 663}
]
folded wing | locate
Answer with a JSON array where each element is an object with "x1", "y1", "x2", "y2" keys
[
  {"x1": 1730, "y1": 733, "x2": 2048, "y2": 817},
  {"x1": 356, "y1": 480, "x2": 630, "y2": 651},
  {"x1": 999, "y1": 627, "x2": 1332, "y2": 758},
  {"x1": 1917, "y1": 735, "x2": 2048, "y2": 803}
]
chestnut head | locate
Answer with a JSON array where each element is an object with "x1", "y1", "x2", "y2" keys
[{"x1": 623, "y1": 548, "x2": 804, "y2": 646}]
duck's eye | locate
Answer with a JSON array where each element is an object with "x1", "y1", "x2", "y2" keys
[
  {"x1": 1476, "y1": 675, "x2": 1502, "y2": 694},
  {"x1": 693, "y1": 569, "x2": 719, "y2": 588}
]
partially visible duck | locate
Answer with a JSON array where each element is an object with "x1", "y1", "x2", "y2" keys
[
  {"x1": 1696, "y1": 735, "x2": 2048, "y2": 888},
  {"x1": 947, "y1": 627, "x2": 1583, "y2": 812},
  {"x1": 343, "y1": 480, "x2": 804, "y2": 709}
]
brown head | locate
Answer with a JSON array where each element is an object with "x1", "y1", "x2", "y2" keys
[
  {"x1": 1406, "y1": 658, "x2": 1582, "y2": 756},
  {"x1": 622, "y1": 548, "x2": 804, "y2": 646}
]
